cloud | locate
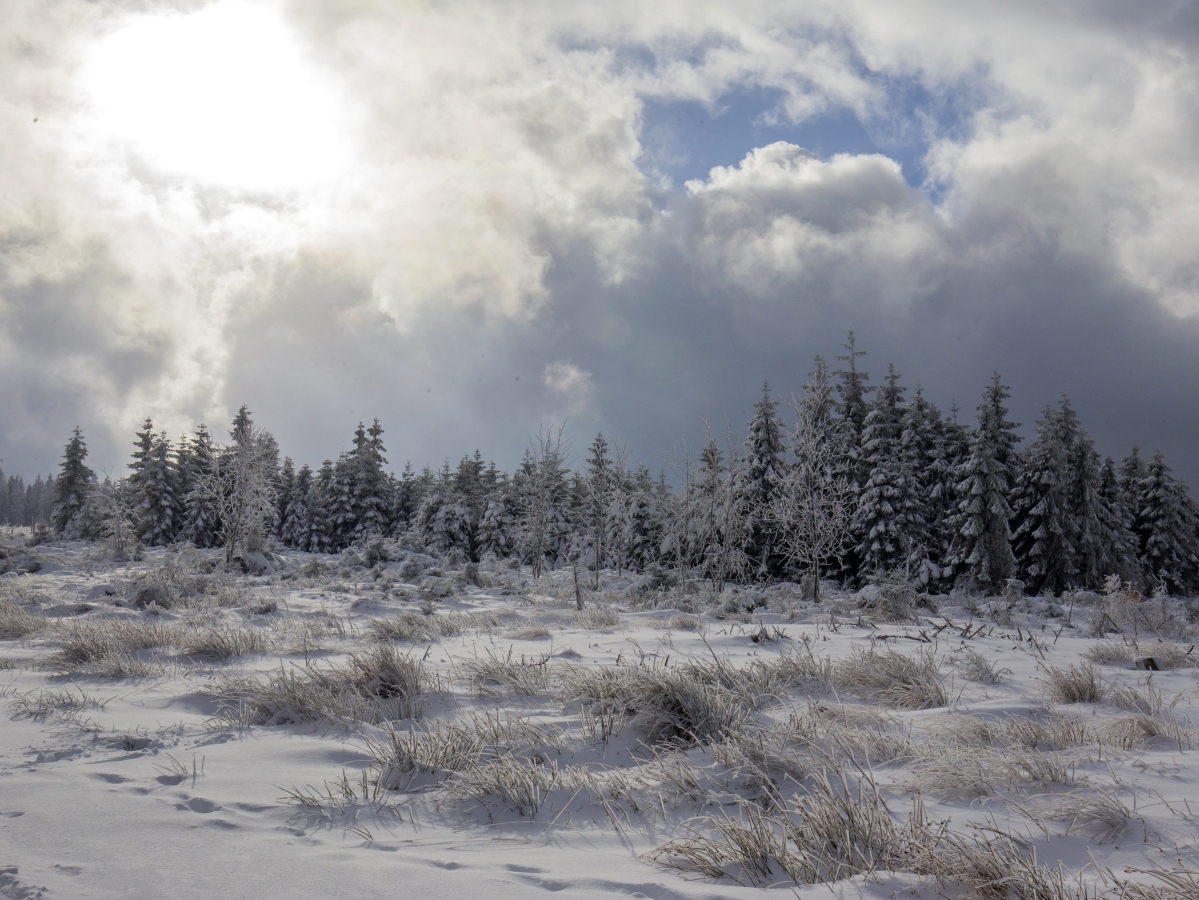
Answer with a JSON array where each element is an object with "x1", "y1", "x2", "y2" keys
[
  {"x1": 3, "y1": 0, "x2": 1199, "y2": 487},
  {"x1": 542, "y1": 361, "x2": 596, "y2": 415}
]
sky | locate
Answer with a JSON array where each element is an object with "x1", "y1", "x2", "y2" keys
[{"x1": 3, "y1": 0, "x2": 1199, "y2": 486}]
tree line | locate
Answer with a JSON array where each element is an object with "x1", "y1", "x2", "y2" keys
[
  {"x1": 0, "y1": 472, "x2": 56, "y2": 528},
  {"x1": 39, "y1": 332, "x2": 1199, "y2": 597}
]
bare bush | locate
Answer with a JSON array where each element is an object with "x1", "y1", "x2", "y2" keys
[
  {"x1": 952, "y1": 647, "x2": 1009, "y2": 684},
  {"x1": 1089, "y1": 593, "x2": 1193, "y2": 641}
]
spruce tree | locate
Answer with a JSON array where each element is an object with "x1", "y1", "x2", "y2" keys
[
  {"x1": 477, "y1": 477, "x2": 516, "y2": 559},
  {"x1": 306, "y1": 461, "x2": 336, "y2": 553},
  {"x1": 623, "y1": 465, "x2": 659, "y2": 571},
  {"x1": 947, "y1": 373, "x2": 1021, "y2": 591},
  {"x1": 391, "y1": 463, "x2": 420, "y2": 535},
  {"x1": 1068, "y1": 419, "x2": 1139, "y2": 589},
  {"x1": 329, "y1": 452, "x2": 357, "y2": 550},
  {"x1": 1096, "y1": 456, "x2": 1142, "y2": 586},
  {"x1": 182, "y1": 426, "x2": 219, "y2": 548},
  {"x1": 854, "y1": 365, "x2": 922, "y2": 579},
  {"x1": 583, "y1": 433, "x2": 613, "y2": 580},
  {"x1": 1010, "y1": 403, "x2": 1075, "y2": 594},
  {"x1": 834, "y1": 331, "x2": 872, "y2": 579},
  {"x1": 742, "y1": 380, "x2": 786, "y2": 577},
  {"x1": 899, "y1": 386, "x2": 943, "y2": 584},
  {"x1": 276, "y1": 457, "x2": 296, "y2": 540},
  {"x1": 129, "y1": 420, "x2": 177, "y2": 546},
  {"x1": 1131, "y1": 451, "x2": 1199, "y2": 594},
  {"x1": 282, "y1": 464, "x2": 312, "y2": 549},
  {"x1": 353, "y1": 419, "x2": 392, "y2": 539},
  {"x1": 52, "y1": 427, "x2": 95, "y2": 538}
]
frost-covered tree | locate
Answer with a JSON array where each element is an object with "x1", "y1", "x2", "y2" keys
[
  {"x1": 201, "y1": 411, "x2": 279, "y2": 563},
  {"x1": 693, "y1": 431, "x2": 753, "y2": 590},
  {"x1": 516, "y1": 427, "x2": 572, "y2": 577},
  {"x1": 834, "y1": 330, "x2": 871, "y2": 478},
  {"x1": 582, "y1": 433, "x2": 614, "y2": 583},
  {"x1": 391, "y1": 463, "x2": 421, "y2": 535},
  {"x1": 1068, "y1": 420, "x2": 1140, "y2": 589},
  {"x1": 853, "y1": 365, "x2": 922, "y2": 579},
  {"x1": 1010, "y1": 402, "x2": 1075, "y2": 594},
  {"x1": 622, "y1": 465, "x2": 661, "y2": 573},
  {"x1": 772, "y1": 359, "x2": 855, "y2": 600},
  {"x1": 276, "y1": 457, "x2": 296, "y2": 540},
  {"x1": 946, "y1": 373, "x2": 1021, "y2": 592},
  {"x1": 902, "y1": 387, "x2": 950, "y2": 585},
  {"x1": 477, "y1": 477, "x2": 517, "y2": 560},
  {"x1": 352, "y1": 420, "x2": 392, "y2": 539},
  {"x1": 91, "y1": 477, "x2": 140, "y2": 560},
  {"x1": 52, "y1": 427, "x2": 96, "y2": 538},
  {"x1": 281, "y1": 462, "x2": 311, "y2": 549},
  {"x1": 129, "y1": 420, "x2": 178, "y2": 546},
  {"x1": 742, "y1": 381, "x2": 786, "y2": 577},
  {"x1": 328, "y1": 453, "x2": 357, "y2": 550},
  {"x1": 306, "y1": 461, "x2": 336, "y2": 553},
  {"x1": 181, "y1": 426, "x2": 220, "y2": 548},
  {"x1": 1095, "y1": 455, "x2": 1142, "y2": 587},
  {"x1": 1130, "y1": 451, "x2": 1199, "y2": 594}
]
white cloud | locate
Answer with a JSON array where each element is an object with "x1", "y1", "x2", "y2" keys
[
  {"x1": 682, "y1": 142, "x2": 943, "y2": 301},
  {"x1": 542, "y1": 361, "x2": 596, "y2": 415}
]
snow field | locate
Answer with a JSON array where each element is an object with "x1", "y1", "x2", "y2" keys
[{"x1": 1, "y1": 540, "x2": 1198, "y2": 899}]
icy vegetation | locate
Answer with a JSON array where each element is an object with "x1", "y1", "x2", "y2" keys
[
  {"x1": 1, "y1": 532, "x2": 1197, "y2": 898},
  {"x1": 4, "y1": 333, "x2": 1199, "y2": 894}
]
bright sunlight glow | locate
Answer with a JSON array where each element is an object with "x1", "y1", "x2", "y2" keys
[{"x1": 83, "y1": 0, "x2": 352, "y2": 193}]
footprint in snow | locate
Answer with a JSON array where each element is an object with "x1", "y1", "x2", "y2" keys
[{"x1": 176, "y1": 797, "x2": 219, "y2": 814}]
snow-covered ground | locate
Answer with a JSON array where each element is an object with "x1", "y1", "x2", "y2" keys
[{"x1": 2, "y1": 534, "x2": 1197, "y2": 899}]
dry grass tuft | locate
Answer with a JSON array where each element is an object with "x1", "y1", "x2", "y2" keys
[
  {"x1": 368, "y1": 610, "x2": 497, "y2": 643},
  {"x1": 909, "y1": 743, "x2": 1072, "y2": 798},
  {"x1": 504, "y1": 624, "x2": 552, "y2": 640},
  {"x1": 1034, "y1": 789, "x2": 1135, "y2": 841},
  {"x1": 47, "y1": 620, "x2": 175, "y2": 674},
  {"x1": 660, "y1": 613, "x2": 704, "y2": 631},
  {"x1": 834, "y1": 648, "x2": 947, "y2": 709},
  {"x1": 1085, "y1": 639, "x2": 1196, "y2": 668},
  {"x1": 209, "y1": 646, "x2": 437, "y2": 726},
  {"x1": 177, "y1": 626, "x2": 269, "y2": 660},
  {"x1": 0, "y1": 600, "x2": 45, "y2": 639},
  {"x1": 1043, "y1": 663, "x2": 1108, "y2": 704},
  {"x1": 10, "y1": 686, "x2": 108, "y2": 720},
  {"x1": 458, "y1": 650, "x2": 553, "y2": 696},
  {"x1": 366, "y1": 721, "x2": 485, "y2": 790},
  {"x1": 574, "y1": 606, "x2": 621, "y2": 630}
]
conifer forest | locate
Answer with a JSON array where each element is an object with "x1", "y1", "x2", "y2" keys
[{"x1": 21, "y1": 333, "x2": 1199, "y2": 600}]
